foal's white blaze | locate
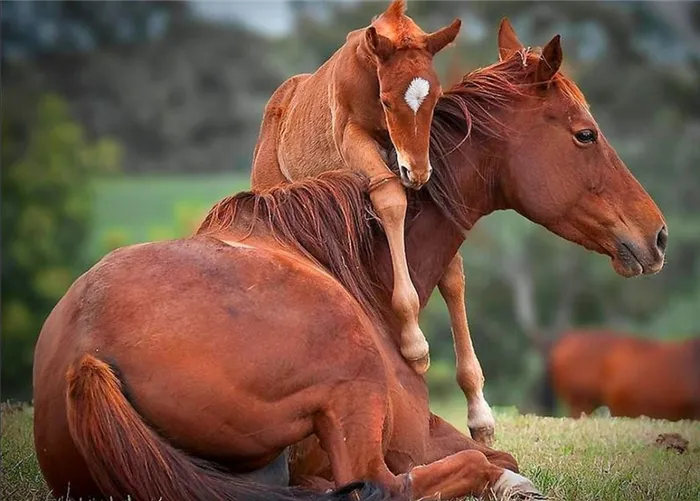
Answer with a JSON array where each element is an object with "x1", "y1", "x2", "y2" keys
[{"x1": 404, "y1": 77, "x2": 430, "y2": 113}]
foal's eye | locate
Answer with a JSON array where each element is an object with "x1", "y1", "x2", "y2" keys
[
  {"x1": 574, "y1": 129, "x2": 597, "y2": 144},
  {"x1": 381, "y1": 99, "x2": 392, "y2": 111}
]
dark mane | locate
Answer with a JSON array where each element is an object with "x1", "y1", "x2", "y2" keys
[
  {"x1": 415, "y1": 47, "x2": 588, "y2": 231},
  {"x1": 196, "y1": 171, "x2": 386, "y2": 323}
]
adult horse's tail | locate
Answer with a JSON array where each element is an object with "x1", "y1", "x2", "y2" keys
[{"x1": 66, "y1": 354, "x2": 399, "y2": 501}]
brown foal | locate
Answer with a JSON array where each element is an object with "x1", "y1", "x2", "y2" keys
[{"x1": 250, "y1": 0, "x2": 461, "y2": 375}]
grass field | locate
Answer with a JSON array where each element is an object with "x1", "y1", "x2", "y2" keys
[
  {"x1": 88, "y1": 173, "x2": 250, "y2": 259},
  {"x1": 2, "y1": 402, "x2": 699, "y2": 501}
]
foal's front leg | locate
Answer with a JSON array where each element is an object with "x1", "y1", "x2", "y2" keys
[
  {"x1": 438, "y1": 253, "x2": 496, "y2": 445},
  {"x1": 342, "y1": 123, "x2": 429, "y2": 374}
]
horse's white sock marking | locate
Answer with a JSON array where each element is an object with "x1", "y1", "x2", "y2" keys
[
  {"x1": 467, "y1": 390, "x2": 495, "y2": 430},
  {"x1": 493, "y1": 470, "x2": 541, "y2": 498},
  {"x1": 404, "y1": 77, "x2": 430, "y2": 113}
]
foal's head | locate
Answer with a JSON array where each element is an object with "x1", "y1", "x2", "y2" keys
[
  {"x1": 494, "y1": 20, "x2": 667, "y2": 276},
  {"x1": 364, "y1": 0, "x2": 460, "y2": 189}
]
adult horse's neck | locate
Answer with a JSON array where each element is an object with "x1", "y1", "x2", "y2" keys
[{"x1": 378, "y1": 140, "x2": 505, "y2": 307}]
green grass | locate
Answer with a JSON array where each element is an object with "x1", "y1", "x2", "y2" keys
[
  {"x1": 3, "y1": 401, "x2": 699, "y2": 501},
  {"x1": 433, "y1": 401, "x2": 700, "y2": 501},
  {"x1": 88, "y1": 173, "x2": 250, "y2": 259}
]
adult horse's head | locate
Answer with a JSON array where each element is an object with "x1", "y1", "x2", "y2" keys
[
  {"x1": 364, "y1": 0, "x2": 461, "y2": 189},
  {"x1": 436, "y1": 19, "x2": 666, "y2": 277}
]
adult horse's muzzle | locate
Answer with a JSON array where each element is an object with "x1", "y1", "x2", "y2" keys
[{"x1": 613, "y1": 224, "x2": 668, "y2": 277}]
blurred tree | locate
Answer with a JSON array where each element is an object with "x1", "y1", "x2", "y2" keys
[
  {"x1": 1, "y1": 93, "x2": 121, "y2": 400},
  {"x1": 3, "y1": 1, "x2": 283, "y2": 175},
  {"x1": 1, "y1": 0, "x2": 186, "y2": 58}
]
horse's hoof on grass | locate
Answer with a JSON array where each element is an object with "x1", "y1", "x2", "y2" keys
[
  {"x1": 492, "y1": 470, "x2": 547, "y2": 500},
  {"x1": 469, "y1": 425, "x2": 495, "y2": 446},
  {"x1": 408, "y1": 353, "x2": 430, "y2": 375}
]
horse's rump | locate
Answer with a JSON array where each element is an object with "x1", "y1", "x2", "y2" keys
[{"x1": 33, "y1": 235, "x2": 392, "y2": 493}]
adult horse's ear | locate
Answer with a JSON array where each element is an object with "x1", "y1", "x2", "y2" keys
[
  {"x1": 426, "y1": 19, "x2": 462, "y2": 55},
  {"x1": 536, "y1": 34, "x2": 563, "y2": 83},
  {"x1": 365, "y1": 26, "x2": 395, "y2": 61},
  {"x1": 498, "y1": 17, "x2": 524, "y2": 61}
]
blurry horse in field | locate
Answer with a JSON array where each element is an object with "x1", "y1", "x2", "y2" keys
[
  {"x1": 541, "y1": 329, "x2": 700, "y2": 420},
  {"x1": 32, "y1": 19, "x2": 667, "y2": 501},
  {"x1": 252, "y1": 0, "x2": 462, "y2": 375}
]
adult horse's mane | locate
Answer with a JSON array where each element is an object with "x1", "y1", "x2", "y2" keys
[
  {"x1": 422, "y1": 47, "x2": 588, "y2": 230},
  {"x1": 196, "y1": 172, "x2": 386, "y2": 323},
  {"x1": 197, "y1": 48, "x2": 589, "y2": 326}
]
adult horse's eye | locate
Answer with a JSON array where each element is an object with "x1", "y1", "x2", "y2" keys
[{"x1": 574, "y1": 129, "x2": 597, "y2": 144}]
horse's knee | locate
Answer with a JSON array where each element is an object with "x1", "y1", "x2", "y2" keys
[
  {"x1": 369, "y1": 181, "x2": 407, "y2": 223},
  {"x1": 439, "y1": 268, "x2": 465, "y2": 299},
  {"x1": 392, "y1": 284, "x2": 420, "y2": 319},
  {"x1": 456, "y1": 364, "x2": 485, "y2": 394}
]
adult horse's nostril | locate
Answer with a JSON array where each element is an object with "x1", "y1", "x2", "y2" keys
[{"x1": 655, "y1": 224, "x2": 668, "y2": 254}]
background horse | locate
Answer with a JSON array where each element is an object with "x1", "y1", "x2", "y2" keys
[
  {"x1": 541, "y1": 329, "x2": 700, "y2": 420},
  {"x1": 285, "y1": 18, "x2": 668, "y2": 486},
  {"x1": 251, "y1": 0, "x2": 461, "y2": 375}
]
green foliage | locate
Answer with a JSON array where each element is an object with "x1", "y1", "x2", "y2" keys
[
  {"x1": 90, "y1": 174, "x2": 249, "y2": 256},
  {"x1": 1, "y1": 94, "x2": 121, "y2": 400}
]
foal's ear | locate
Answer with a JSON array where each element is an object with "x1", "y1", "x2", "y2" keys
[
  {"x1": 536, "y1": 34, "x2": 563, "y2": 83},
  {"x1": 365, "y1": 26, "x2": 395, "y2": 61},
  {"x1": 384, "y1": 0, "x2": 407, "y2": 19},
  {"x1": 498, "y1": 17, "x2": 524, "y2": 61},
  {"x1": 426, "y1": 19, "x2": 462, "y2": 55}
]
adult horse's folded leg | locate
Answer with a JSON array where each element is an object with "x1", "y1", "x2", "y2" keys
[
  {"x1": 406, "y1": 449, "x2": 545, "y2": 500},
  {"x1": 314, "y1": 383, "x2": 542, "y2": 501},
  {"x1": 369, "y1": 177, "x2": 429, "y2": 374},
  {"x1": 438, "y1": 253, "x2": 495, "y2": 445}
]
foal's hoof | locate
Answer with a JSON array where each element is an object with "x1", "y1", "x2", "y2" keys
[
  {"x1": 469, "y1": 425, "x2": 495, "y2": 447},
  {"x1": 408, "y1": 353, "x2": 430, "y2": 375},
  {"x1": 492, "y1": 470, "x2": 547, "y2": 501}
]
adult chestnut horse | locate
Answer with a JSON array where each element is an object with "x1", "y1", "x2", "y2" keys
[
  {"x1": 284, "y1": 19, "x2": 668, "y2": 487},
  {"x1": 251, "y1": 17, "x2": 669, "y2": 446},
  {"x1": 542, "y1": 329, "x2": 700, "y2": 420},
  {"x1": 33, "y1": 172, "x2": 542, "y2": 501},
  {"x1": 251, "y1": 0, "x2": 462, "y2": 375},
  {"x1": 33, "y1": 20, "x2": 666, "y2": 501}
]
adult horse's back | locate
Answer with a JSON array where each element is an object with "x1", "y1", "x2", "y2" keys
[{"x1": 543, "y1": 329, "x2": 700, "y2": 420}]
